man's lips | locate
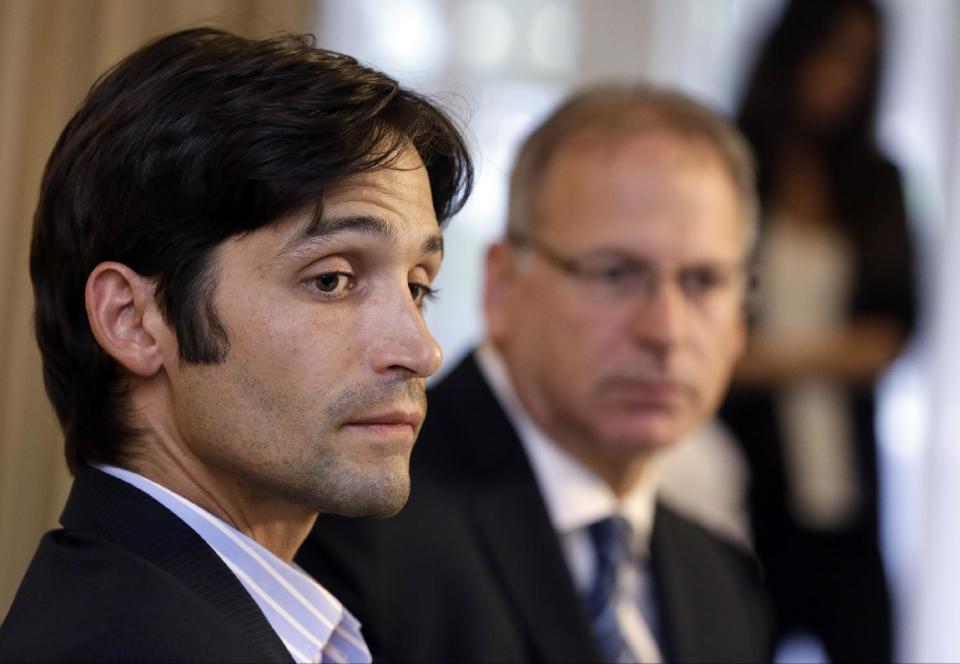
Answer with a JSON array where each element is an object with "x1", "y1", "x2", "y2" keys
[
  {"x1": 602, "y1": 378, "x2": 691, "y2": 404},
  {"x1": 341, "y1": 410, "x2": 423, "y2": 452},
  {"x1": 343, "y1": 410, "x2": 423, "y2": 430}
]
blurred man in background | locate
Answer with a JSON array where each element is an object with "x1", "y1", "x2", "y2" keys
[
  {"x1": 301, "y1": 84, "x2": 773, "y2": 663},
  {"x1": 0, "y1": 27, "x2": 471, "y2": 662}
]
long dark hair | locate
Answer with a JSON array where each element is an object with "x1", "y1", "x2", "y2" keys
[{"x1": 737, "y1": 0, "x2": 884, "y2": 209}]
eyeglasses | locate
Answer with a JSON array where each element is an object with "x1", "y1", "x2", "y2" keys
[{"x1": 507, "y1": 231, "x2": 750, "y2": 315}]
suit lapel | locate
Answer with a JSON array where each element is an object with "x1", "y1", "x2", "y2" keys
[
  {"x1": 433, "y1": 355, "x2": 600, "y2": 663},
  {"x1": 62, "y1": 467, "x2": 294, "y2": 663},
  {"x1": 652, "y1": 504, "x2": 707, "y2": 662},
  {"x1": 652, "y1": 503, "x2": 753, "y2": 664},
  {"x1": 469, "y1": 478, "x2": 600, "y2": 663}
]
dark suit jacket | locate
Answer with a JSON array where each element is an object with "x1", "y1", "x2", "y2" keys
[
  {"x1": 299, "y1": 352, "x2": 773, "y2": 663},
  {"x1": 0, "y1": 466, "x2": 292, "y2": 663}
]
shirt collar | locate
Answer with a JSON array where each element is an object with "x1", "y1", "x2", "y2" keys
[
  {"x1": 94, "y1": 463, "x2": 371, "y2": 664},
  {"x1": 474, "y1": 343, "x2": 660, "y2": 555}
]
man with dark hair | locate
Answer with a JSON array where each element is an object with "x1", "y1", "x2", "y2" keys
[
  {"x1": 0, "y1": 27, "x2": 471, "y2": 662},
  {"x1": 300, "y1": 84, "x2": 773, "y2": 662}
]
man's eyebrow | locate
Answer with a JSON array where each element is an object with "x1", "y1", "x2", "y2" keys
[
  {"x1": 279, "y1": 214, "x2": 443, "y2": 258},
  {"x1": 422, "y1": 233, "x2": 444, "y2": 256},
  {"x1": 280, "y1": 215, "x2": 397, "y2": 256}
]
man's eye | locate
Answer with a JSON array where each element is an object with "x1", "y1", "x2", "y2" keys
[
  {"x1": 594, "y1": 263, "x2": 636, "y2": 283},
  {"x1": 310, "y1": 272, "x2": 352, "y2": 295},
  {"x1": 681, "y1": 269, "x2": 721, "y2": 296},
  {"x1": 409, "y1": 282, "x2": 438, "y2": 307}
]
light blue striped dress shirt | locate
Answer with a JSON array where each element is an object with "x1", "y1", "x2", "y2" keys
[{"x1": 95, "y1": 464, "x2": 371, "y2": 664}]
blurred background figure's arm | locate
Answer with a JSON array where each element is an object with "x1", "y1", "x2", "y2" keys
[{"x1": 735, "y1": 318, "x2": 906, "y2": 387}]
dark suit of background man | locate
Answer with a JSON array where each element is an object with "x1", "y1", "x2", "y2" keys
[
  {"x1": 0, "y1": 28, "x2": 473, "y2": 662},
  {"x1": 299, "y1": 84, "x2": 773, "y2": 663}
]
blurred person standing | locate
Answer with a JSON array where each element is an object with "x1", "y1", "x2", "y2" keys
[
  {"x1": 299, "y1": 84, "x2": 773, "y2": 663},
  {"x1": 722, "y1": 1, "x2": 917, "y2": 661}
]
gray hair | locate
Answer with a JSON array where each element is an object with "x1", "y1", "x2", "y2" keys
[{"x1": 507, "y1": 83, "x2": 759, "y2": 254}]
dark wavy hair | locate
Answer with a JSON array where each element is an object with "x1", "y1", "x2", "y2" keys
[{"x1": 31, "y1": 28, "x2": 473, "y2": 473}]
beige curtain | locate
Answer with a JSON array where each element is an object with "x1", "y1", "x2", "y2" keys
[{"x1": 0, "y1": 0, "x2": 314, "y2": 620}]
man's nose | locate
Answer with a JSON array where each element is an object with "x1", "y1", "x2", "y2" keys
[
  {"x1": 369, "y1": 291, "x2": 443, "y2": 379},
  {"x1": 628, "y1": 277, "x2": 689, "y2": 351}
]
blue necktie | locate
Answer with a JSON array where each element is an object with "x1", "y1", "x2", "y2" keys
[{"x1": 587, "y1": 516, "x2": 633, "y2": 663}]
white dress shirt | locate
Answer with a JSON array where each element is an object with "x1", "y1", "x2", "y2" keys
[{"x1": 757, "y1": 216, "x2": 860, "y2": 529}]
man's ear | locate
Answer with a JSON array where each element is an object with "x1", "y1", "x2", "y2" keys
[
  {"x1": 733, "y1": 314, "x2": 747, "y2": 361},
  {"x1": 483, "y1": 241, "x2": 515, "y2": 342},
  {"x1": 85, "y1": 262, "x2": 169, "y2": 377}
]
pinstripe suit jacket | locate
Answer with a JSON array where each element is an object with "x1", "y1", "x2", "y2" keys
[{"x1": 0, "y1": 466, "x2": 292, "y2": 663}]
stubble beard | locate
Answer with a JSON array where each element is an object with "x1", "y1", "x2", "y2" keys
[
  {"x1": 273, "y1": 376, "x2": 425, "y2": 518},
  {"x1": 256, "y1": 445, "x2": 410, "y2": 518}
]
